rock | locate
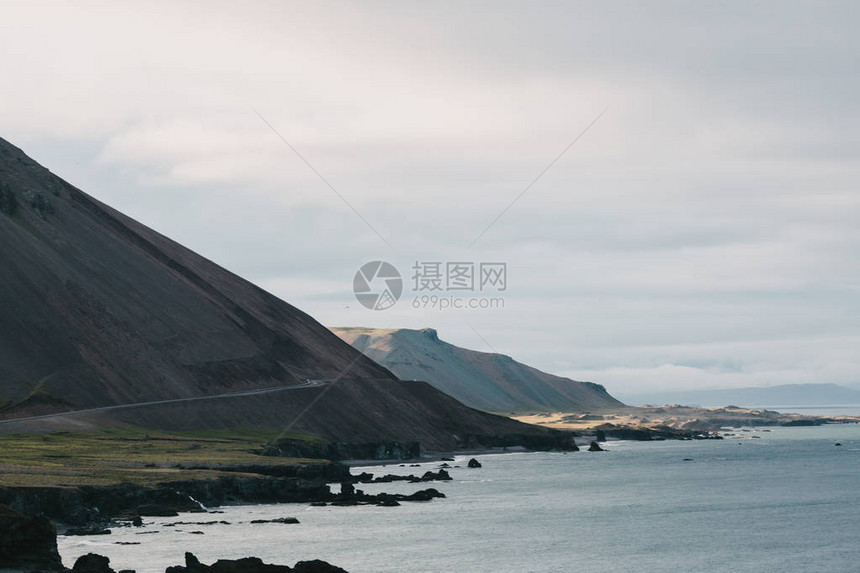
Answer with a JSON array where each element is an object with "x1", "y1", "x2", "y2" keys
[
  {"x1": 467, "y1": 458, "x2": 482, "y2": 468},
  {"x1": 292, "y1": 560, "x2": 349, "y2": 573},
  {"x1": 595, "y1": 430, "x2": 607, "y2": 443},
  {"x1": 0, "y1": 504, "x2": 65, "y2": 572},
  {"x1": 165, "y1": 552, "x2": 207, "y2": 573},
  {"x1": 835, "y1": 443, "x2": 842, "y2": 446},
  {"x1": 339, "y1": 482, "x2": 355, "y2": 497},
  {"x1": 249, "y1": 517, "x2": 299, "y2": 525},
  {"x1": 167, "y1": 553, "x2": 349, "y2": 573},
  {"x1": 420, "y1": 469, "x2": 452, "y2": 481},
  {"x1": 588, "y1": 441, "x2": 605, "y2": 452},
  {"x1": 209, "y1": 557, "x2": 290, "y2": 573},
  {"x1": 374, "y1": 495, "x2": 401, "y2": 507},
  {"x1": 72, "y1": 553, "x2": 115, "y2": 573},
  {"x1": 131, "y1": 516, "x2": 143, "y2": 527},
  {"x1": 403, "y1": 488, "x2": 446, "y2": 502}
]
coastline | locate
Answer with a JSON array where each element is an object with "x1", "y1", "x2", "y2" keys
[
  {"x1": 54, "y1": 424, "x2": 860, "y2": 573},
  {"x1": 514, "y1": 405, "x2": 860, "y2": 434}
]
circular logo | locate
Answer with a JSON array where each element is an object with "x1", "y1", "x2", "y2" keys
[{"x1": 353, "y1": 261, "x2": 403, "y2": 311}]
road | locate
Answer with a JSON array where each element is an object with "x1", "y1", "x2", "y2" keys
[{"x1": 0, "y1": 379, "x2": 326, "y2": 425}]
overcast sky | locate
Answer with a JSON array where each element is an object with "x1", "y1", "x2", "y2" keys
[{"x1": 2, "y1": 1, "x2": 858, "y2": 395}]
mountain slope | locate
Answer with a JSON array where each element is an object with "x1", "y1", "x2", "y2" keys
[
  {"x1": 0, "y1": 137, "x2": 558, "y2": 450},
  {"x1": 618, "y1": 383, "x2": 860, "y2": 408},
  {"x1": 332, "y1": 327, "x2": 624, "y2": 413}
]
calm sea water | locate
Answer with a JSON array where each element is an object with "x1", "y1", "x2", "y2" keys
[{"x1": 59, "y1": 425, "x2": 860, "y2": 573}]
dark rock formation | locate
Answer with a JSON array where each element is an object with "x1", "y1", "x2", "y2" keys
[
  {"x1": 595, "y1": 429, "x2": 606, "y2": 442},
  {"x1": 333, "y1": 486, "x2": 445, "y2": 506},
  {"x1": 165, "y1": 552, "x2": 347, "y2": 573},
  {"x1": 292, "y1": 561, "x2": 349, "y2": 573},
  {"x1": 0, "y1": 475, "x2": 332, "y2": 525},
  {"x1": 595, "y1": 423, "x2": 723, "y2": 441},
  {"x1": 0, "y1": 504, "x2": 64, "y2": 572},
  {"x1": 248, "y1": 517, "x2": 299, "y2": 525},
  {"x1": 420, "y1": 470, "x2": 451, "y2": 481},
  {"x1": 402, "y1": 488, "x2": 445, "y2": 502},
  {"x1": 467, "y1": 458, "x2": 482, "y2": 468},
  {"x1": 71, "y1": 553, "x2": 115, "y2": 573},
  {"x1": 588, "y1": 441, "x2": 605, "y2": 452},
  {"x1": 348, "y1": 469, "x2": 456, "y2": 485}
]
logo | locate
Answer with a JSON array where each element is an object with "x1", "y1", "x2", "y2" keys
[{"x1": 353, "y1": 261, "x2": 403, "y2": 310}]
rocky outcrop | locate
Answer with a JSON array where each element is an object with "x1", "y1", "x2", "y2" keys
[
  {"x1": 0, "y1": 505, "x2": 64, "y2": 572},
  {"x1": 329, "y1": 487, "x2": 446, "y2": 507},
  {"x1": 467, "y1": 458, "x2": 482, "y2": 468},
  {"x1": 165, "y1": 552, "x2": 348, "y2": 573},
  {"x1": 292, "y1": 561, "x2": 349, "y2": 573},
  {"x1": 588, "y1": 441, "x2": 605, "y2": 452},
  {"x1": 0, "y1": 476, "x2": 331, "y2": 525},
  {"x1": 71, "y1": 553, "x2": 114, "y2": 573},
  {"x1": 420, "y1": 470, "x2": 452, "y2": 481},
  {"x1": 594, "y1": 423, "x2": 724, "y2": 441}
]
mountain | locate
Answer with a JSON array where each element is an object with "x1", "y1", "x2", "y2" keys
[
  {"x1": 618, "y1": 383, "x2": 860, "y2": 408},
  {"x1": 331, "y1": 327, "x2": 624, "y2": 413},
  {"x1": 0, "y1": 136, "x2": 560, "y2": 450}
]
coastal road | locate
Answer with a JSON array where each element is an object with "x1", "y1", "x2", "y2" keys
[{"x1": 0, "y1": 379, "x2": 327, "y2": 425}]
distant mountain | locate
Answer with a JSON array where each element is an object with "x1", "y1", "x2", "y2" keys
[
  {"x1": 618, "y1": 383, "x2": 860, "y2": 408},
  {"x1": 331, "y1": 327, "x2": 624, "y2": 413},
  {"x1": 0, "y1": 136, "x2": 558, "y2": 450}
]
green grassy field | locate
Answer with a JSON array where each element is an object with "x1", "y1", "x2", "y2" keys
[{"x1": 0, "y1": 426, "x2": 331, "y2": 488}]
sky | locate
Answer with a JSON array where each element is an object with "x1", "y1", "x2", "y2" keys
[{"x1": 2, "y1": 1, "x2": 858, "y2": 395}]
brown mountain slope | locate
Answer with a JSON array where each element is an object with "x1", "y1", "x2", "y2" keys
[
  {"x1": 332, "y1": 327, "x2": 624, "y2": 414},
  {"x1": 0, "y1": 137, "x2": 560, "y2": 450}
]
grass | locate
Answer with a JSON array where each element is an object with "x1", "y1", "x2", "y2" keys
[{"x1": 0, "y1": 426, "x2": 332, "y2": 489}]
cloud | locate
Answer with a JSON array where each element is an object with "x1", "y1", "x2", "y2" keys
[{"x1": 2, "y1": 1, "x2": 858, "y2": 394}]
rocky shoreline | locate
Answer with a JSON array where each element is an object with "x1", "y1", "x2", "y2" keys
[
  {"x1": 0, "y1": 427, "x2": 710, "y2": 529},
  {"x1": 0, "y1": 465, "x2": 458, "y2": 528},
  {"x1": 0, "y1": 504, "x2": 348, "y2": 573}
]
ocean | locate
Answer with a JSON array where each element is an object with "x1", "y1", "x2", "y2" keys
[{"x1": 58, "y1": 424, "x2": 860, "y2": 573}]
